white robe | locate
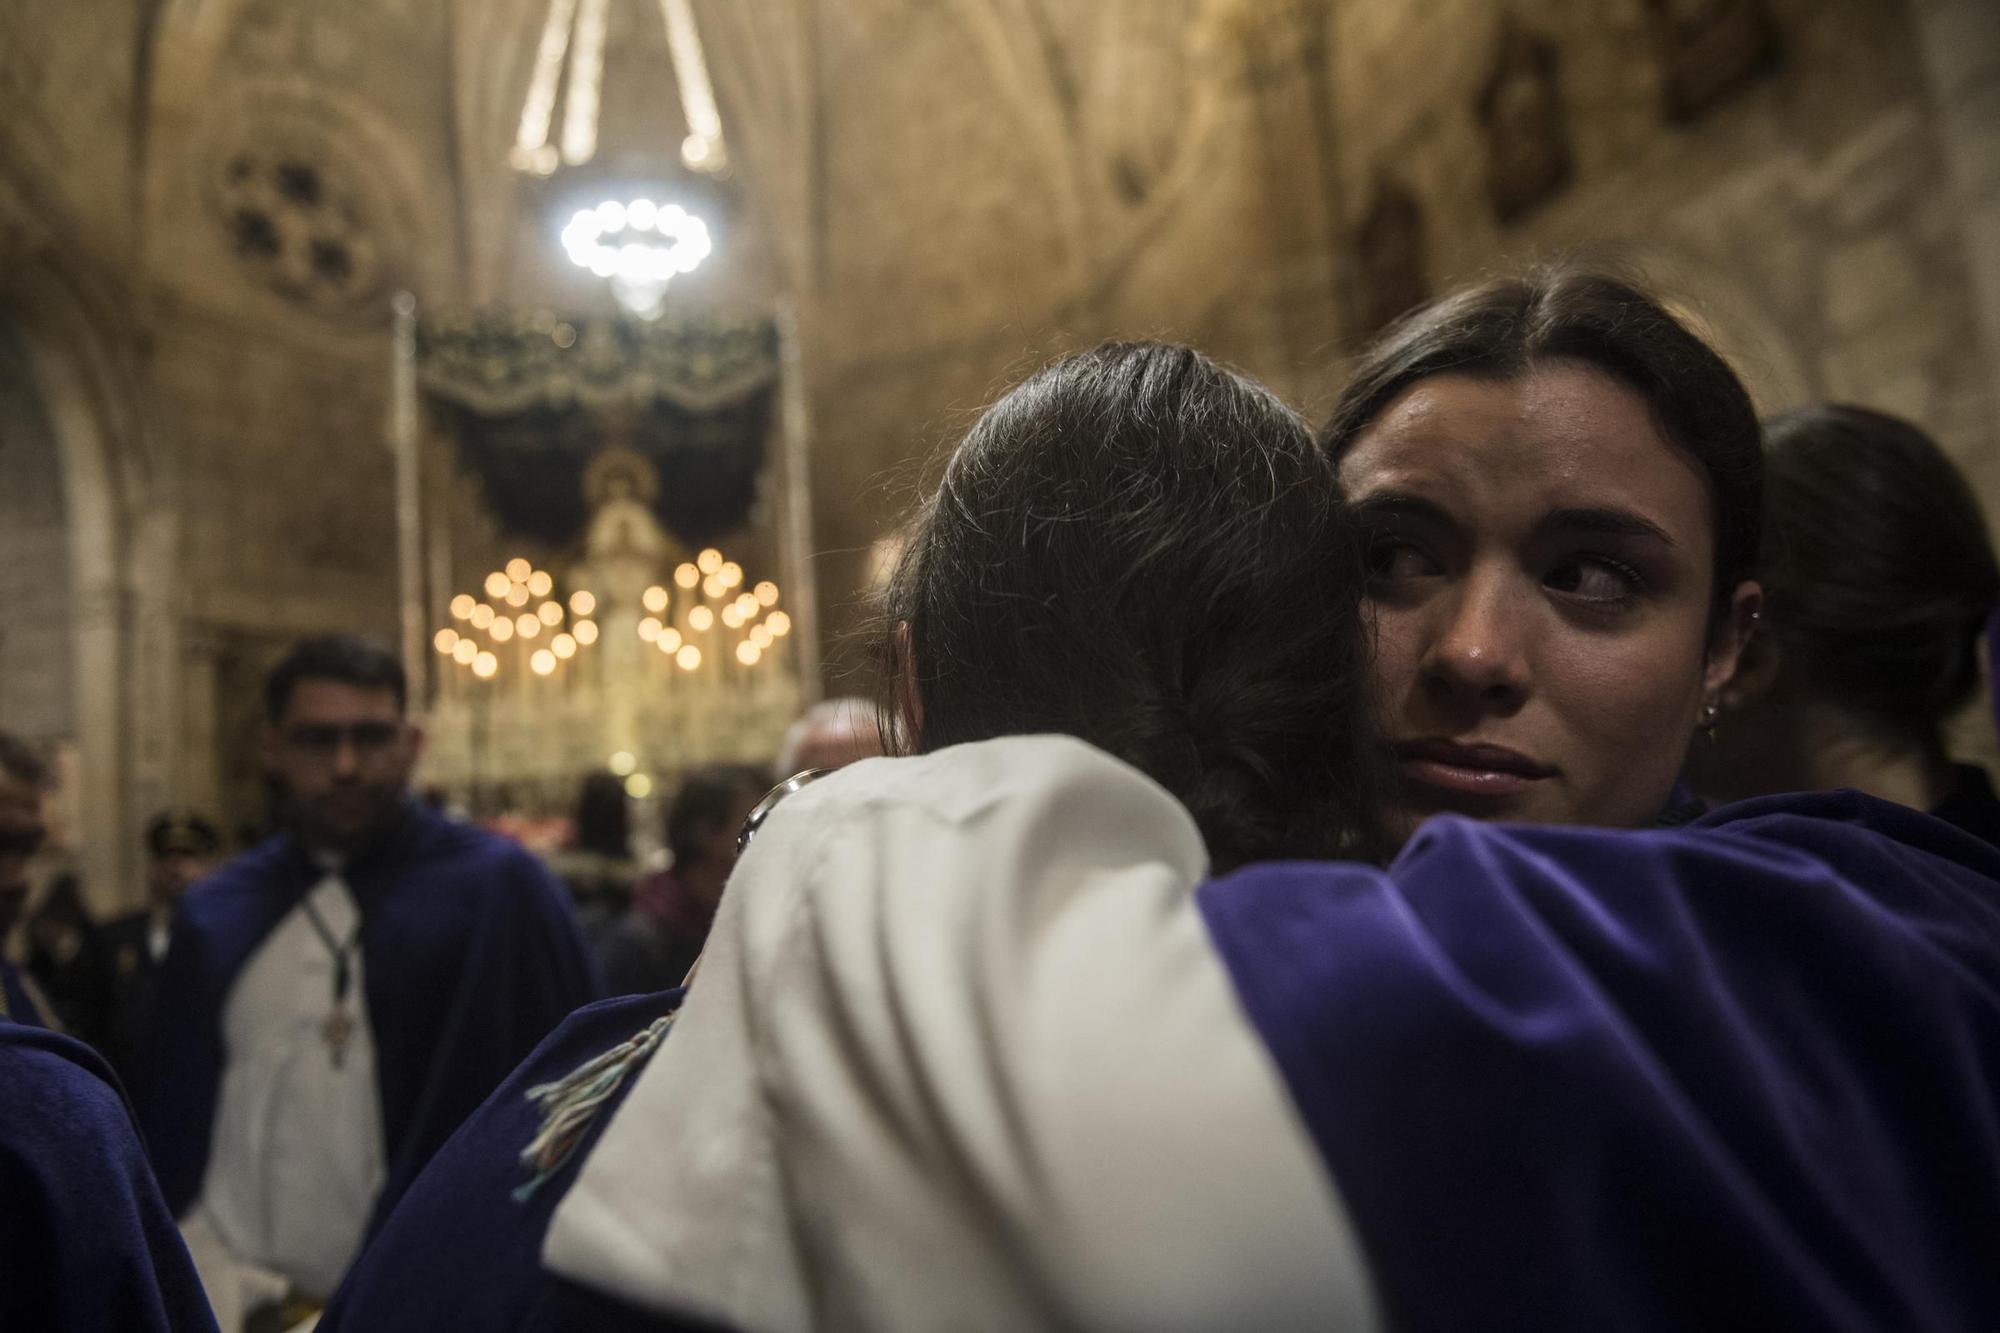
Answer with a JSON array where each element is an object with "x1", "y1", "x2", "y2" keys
[
  {"x1": 191, "y1": 869, "x2": 387, "y2": 1303},
  {"x1": 546, "y1": 734, "x2": 1381, "y2": 1332}
]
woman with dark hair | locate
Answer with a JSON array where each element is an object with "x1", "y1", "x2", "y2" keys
[
  {"x1": 1689, "y1": 404, "x2": 2000, "y2": 840},
  {"x1": 319, "y1": 341, "x2": 1390, "y2": 1331},
  {"x1": 874, "y1": 339, "x2": 1389, "y2": 866},
  {"x1": 1323, "y1": 266, "x2": 1763, "y2": 835}
]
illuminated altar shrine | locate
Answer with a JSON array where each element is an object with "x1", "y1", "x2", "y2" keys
[{"x1": 401, "y1": 309, "x2": 811, "y2": 810}]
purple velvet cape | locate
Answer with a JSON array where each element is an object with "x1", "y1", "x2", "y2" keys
[
  {"x1": 1, "y1": 956, "x2": 50, "y2": 1027},
  {"x1": 317, "y1": 989, "x2": 715, "y2": 1333},
  {"x1": 1199, "y1": 790, "x2": 2000, "y2": 1333},
  {"x1": 0, "y1": 1018, "x2": 218, "y2": 1332},
  {"x1": 133, "y1": 801, "x2": 603, "y2": 1242}
]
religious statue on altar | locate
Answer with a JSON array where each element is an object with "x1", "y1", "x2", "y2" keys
[{"x1": 420, "y1": 430, "x2": 799, "y2": 823}]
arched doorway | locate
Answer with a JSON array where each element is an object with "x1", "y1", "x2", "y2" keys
[{"x1": 0, "y1": 262, "x2": 176, "y2": 916}]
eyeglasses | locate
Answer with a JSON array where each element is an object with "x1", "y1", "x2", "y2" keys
[
  {"x1": 737, "y1": 769, "x2": 831, "y2": 853},
  {"x1": 284, "y1": 721, "x2": 405, "y2": 756}
]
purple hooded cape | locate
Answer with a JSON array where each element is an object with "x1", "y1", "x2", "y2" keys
[
  {"x1": 0, "y1": 1018, "x2": 218, "y2": 1332},
  {"x1": 1199, "y1": 790, "x2": 2000, "y2": 1332},
  {"x1": 132, "y1": 801, "x2": 602, "y2": 1241}
]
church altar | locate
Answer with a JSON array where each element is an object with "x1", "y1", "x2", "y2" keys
[{"x1": 394, "y1": 307, "x2": 813, "y2": 810}]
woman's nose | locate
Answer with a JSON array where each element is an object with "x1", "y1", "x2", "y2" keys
[{"x1": 1418, "y1": 573, "x2": 1532, "y2": 714}]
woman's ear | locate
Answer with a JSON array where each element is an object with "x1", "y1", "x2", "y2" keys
[
  {"x1": 1720, "y1": 625, "x2": 1783, "y2": 712},
  {"x1": 1704, "y1": 580, "x2": 1764, "y2": 705},
  {"x1": 894, "y1": 621, "x2": 923, "y2": 750}
]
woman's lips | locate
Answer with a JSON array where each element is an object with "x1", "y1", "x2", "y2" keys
[{"x1": 1393, "y1": 739, "x2": 1556, "y2": 799}]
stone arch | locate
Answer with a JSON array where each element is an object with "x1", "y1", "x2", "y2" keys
[{"x1": 0, "y1": 243, "x2": 173, "y2": 913}]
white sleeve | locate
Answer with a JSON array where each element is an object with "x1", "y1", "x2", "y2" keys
[{"x1": 545, "y1": 734, "x2": 1381, "y2": 1333}]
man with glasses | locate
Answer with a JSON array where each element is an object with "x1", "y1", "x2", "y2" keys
[{"x1": 134, "y1": 634, "x2": 600, "y2": 1324}]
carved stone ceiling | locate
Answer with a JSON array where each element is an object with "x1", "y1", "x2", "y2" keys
[{"x1": 126, "y1": 0, "x2": 1252, "y2": 359}]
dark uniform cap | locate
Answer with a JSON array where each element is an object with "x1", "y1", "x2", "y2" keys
[{"x1": 147, "y1": 810, "x2": 221, "y2": 860}]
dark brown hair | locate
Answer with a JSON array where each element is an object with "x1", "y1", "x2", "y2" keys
[
  {"x1": 1320, "y1": 266, "x2": 1763, "y2": 614},
  {"x1": 1760, "y1": 404, "x2": 1999, "y2": 727},
  {"x1": 265, "y1": 633, "x2": 407, "y2": 723},
  {"x1": 877, "y1": 341, "x2": 1390, "y2": 870}
]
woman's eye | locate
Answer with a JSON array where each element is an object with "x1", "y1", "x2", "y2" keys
[
  {"x1": 1545, "y1": 556, "x2": 1643, "y2": 604},
  {"x1": 1364, "y1": 538, "x2": 1441, "y2": 582}
]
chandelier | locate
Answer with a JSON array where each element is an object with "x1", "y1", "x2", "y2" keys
[
  {"x1": 560, "y1": 197, "x2": 712, "y2": 320},
  {"x1": 435, "y1": 558, "x2": 600, "y2": 684},
  {"x1": 636, "y1": 545, "x2": 792, "y2": 671},
  {"x1": 426, "y1": 545, "x2": 797, "y2": 805},
  {"x1": 432, "y1": 546, "x2": 787, "y2": 690},
  {"x1": 511, "y1": 0, "x2": 726, "y2": 178}
]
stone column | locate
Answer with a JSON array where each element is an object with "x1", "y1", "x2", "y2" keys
[
  {"x1": 180, "y1": 626, "x2": 223, "y2": 822},
  {"x1": 390, "y1": 292, "x2": 426, "y2": 700},
  {"x1": 1234, "y1": 0, "x2": 1350, "y2": 403},
  {"x1": 1909, "y1": 0, "x2": 2000, "y2": 430},
  {"x1": 776, "y1": 301, "x2": 822, "y2": 701},
  {"x1": 126, "y1": 507, "x2": 183, "y2": 910},
  {"x1": 68, "y1": 581, "x2": 130, "y2": 915}
]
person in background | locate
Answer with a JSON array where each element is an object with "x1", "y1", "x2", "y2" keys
[
  {"x1": 134, "y1": 633, "x2": 601, "y2": 1324},
  {"x1": 775, "y1": 696, "x2": 884, "y2": 775},
  {"x1": 0, "y1": 731, "x2": 57, "y2": 1027},
  {"x1": 597, "y1": 763, "x2": 768, "y2": 996},
  {"x1": 80, "y1": 812, "x2": 222, "y2": 1080},
  {"x1": 23, "y1": 872, "x2": 95, "y2": 1030},
  {"x1": 1689, "y1": 404, "x2": 2000, "y2": 840},
  {"x1": 545, "y1": 771, "x2": 640, "y2": 945}
]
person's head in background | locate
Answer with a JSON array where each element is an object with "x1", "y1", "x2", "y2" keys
[
  {"x1": 878, "y1": 340, "x2": 1390, "y2": 871},
  {"x1": 145, "y1": 811, "x2": 222, "y2": 912},
  {"x1": 776, "y1": 697, "x2": 884, "y2": 776},
  {"x1": 0, "y1": 733, "x2": 49, "y2": 946},
  {"x1": 24, "y1": 873, "x2": 90, "y2": 964},
  {"x1": 573, "y1": 771, "x2": 633, "y2": 861},
  {"x1": 1322, "y1": 266, "x2": 1763, "y2": 839},
  {"x1": 667, "y1": 764, "x2": 771, "y2": 911},
  {"x1": 262, "y1": 634, "x2": 422, "y2": 858},
  {"x1": 1687, "y1": 404, "x2": 2000, "y2": 814}
]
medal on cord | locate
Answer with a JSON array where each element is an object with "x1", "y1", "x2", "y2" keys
[{"x1": 300, "y1": 894, "x2": 360, "y2": 1068}]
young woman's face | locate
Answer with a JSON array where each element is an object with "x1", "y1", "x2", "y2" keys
[{"x1": 1341, "y1": 360, "x2": 1756, "y2": 837}]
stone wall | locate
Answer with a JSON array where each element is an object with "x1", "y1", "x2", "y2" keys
[
  {"x1": 1308, "y1": 0, "x2": 1992, "y2": 457},
  {"x1": 789, "y1": 0, "x2": 2000, "y2": 753},
  {"x1": 0, "y1": 322, "x2": 75, "y2": 746}
]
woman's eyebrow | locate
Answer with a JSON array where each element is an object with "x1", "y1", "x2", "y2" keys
[
  {"x1": 1538, "y1": 506, "x2": 1676, "y2": 546},
  {"x1": 1351, "y1": 490, "x2": 1454, "y2": 526}
]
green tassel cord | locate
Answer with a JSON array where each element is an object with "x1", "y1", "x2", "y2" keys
[{"x1": 515, "y1": 1011, "x2": 677, "y2": 1201}]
